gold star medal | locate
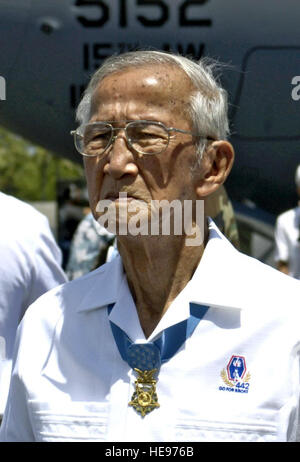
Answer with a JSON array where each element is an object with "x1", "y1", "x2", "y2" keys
[
  {"x1": 127, "y1": 343, "x2": 161, "y2": 417},
  {"x1": 129, "y1": 368, "x2": 160, "y2": 417}
]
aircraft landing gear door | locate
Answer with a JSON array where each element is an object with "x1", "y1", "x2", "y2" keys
[
  {"x1": 231, "y1": 46, "x2": 300, "y2": 206},
  {"x1": 232, "y1": 47, "x2": 300, "y2": 141},
  {"x1": 230, "y1": 47, "x2": 300, "y2": 262}
]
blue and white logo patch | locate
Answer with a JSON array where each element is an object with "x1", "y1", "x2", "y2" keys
[{"x1": 219, "y1": 355, "x2": 251, "y2": 394}]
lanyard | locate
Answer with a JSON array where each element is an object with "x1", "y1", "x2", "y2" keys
[{"x1": 107, "y1": 302, "x2": 209, "y2": 371}]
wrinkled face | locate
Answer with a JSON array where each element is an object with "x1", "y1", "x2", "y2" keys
[{"x1": 83, "y1": 64, "x2": 202, "y2": 234}]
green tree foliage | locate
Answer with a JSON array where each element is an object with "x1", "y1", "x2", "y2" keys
[{"x1": 0, "y1": 126, "x2": 84, "y2": 201}]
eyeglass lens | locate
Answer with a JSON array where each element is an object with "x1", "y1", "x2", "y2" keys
[{"x1": 77, "y1": 121, "x2": 169, "y2": 156}]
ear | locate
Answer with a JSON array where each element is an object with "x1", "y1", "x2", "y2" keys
[{"x1": 195, "y1": 140, "x2": 234, "y2": 198}]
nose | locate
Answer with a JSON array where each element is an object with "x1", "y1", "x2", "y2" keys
[{"x1": 103, "y1": 133, "x2": 139, "y2": 179}]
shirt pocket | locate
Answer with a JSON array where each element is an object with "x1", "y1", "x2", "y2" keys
[
  {"x1": 175, "y1": 417, "x2": 278, "y2": 442},
  {"x1": 28, "y1": 400, "x2": 109, "y2": 441}
]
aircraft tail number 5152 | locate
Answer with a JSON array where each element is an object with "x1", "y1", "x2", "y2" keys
[{"x1": 74, "y1": 0, "x2": 212, "y2": 29}]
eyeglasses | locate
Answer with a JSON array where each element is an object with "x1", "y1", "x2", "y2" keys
[{"x1": 70, "y1": 120, "x2": 214, "y2": 158}]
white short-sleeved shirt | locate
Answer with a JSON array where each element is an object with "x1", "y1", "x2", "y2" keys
[
  {"x1": 0, "y1": 193, "x2": 67, "y2": 413},
  {"x1": 1, "y1": 219, "x2": 300, "y2": 442},
  {"x1": 274, "y1": 206, "x2": 300, "y2": 279}
]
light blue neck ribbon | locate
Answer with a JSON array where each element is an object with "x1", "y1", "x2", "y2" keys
[{"x1": 107, "y1": 302, "x2": 209, "y2": 374}]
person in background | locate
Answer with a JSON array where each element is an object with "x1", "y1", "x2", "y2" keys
[
  {"x1": 0, "y1": 192, "x2": 67, "y2": 417},
  {"x1": 274, "y1": 165, "x2": 300, "y2": 279},
  {"x1": 205, "y1": 184, "x2": 239, "y2": 249},
  {"x1": 57, "y1": 184, "x2": 86, "y2": 267},
  {"x1": 66, "y1": 211, "x2": 115, "y2": 280}
]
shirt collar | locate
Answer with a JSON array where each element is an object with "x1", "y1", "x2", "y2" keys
[
  {"x1": 146, "y1": 219, "x2": 244, "y2": 340},
  {"x1": 76, "y1": 218, "x2": 243, "y2": 317},
  {"x1": 76, "y1": 255, "x2": 124, "y2": 313},
  {"x1": 186, "y1": 218, "x2": 244, "y2": 310}
]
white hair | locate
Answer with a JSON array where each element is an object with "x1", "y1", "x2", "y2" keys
[{"x1": 76, "y1": 50, "x2": 230, "y2": 161}]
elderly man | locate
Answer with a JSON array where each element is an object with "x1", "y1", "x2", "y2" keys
[{"x1": 1, "y1": 51, "x2": 300, "y2": 443}]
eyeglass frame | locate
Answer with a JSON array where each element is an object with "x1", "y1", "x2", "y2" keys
[{"x1": 70, "y1": 120, "x2": 215, "y2": 158}]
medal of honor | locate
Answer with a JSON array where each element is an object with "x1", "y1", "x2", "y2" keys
[
  {"x1": 129, "y1": 368, "x2": 160, "y2": 417},
  {"x1": 108, "y1": 302, "x2": 209, "y2": 418}
]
